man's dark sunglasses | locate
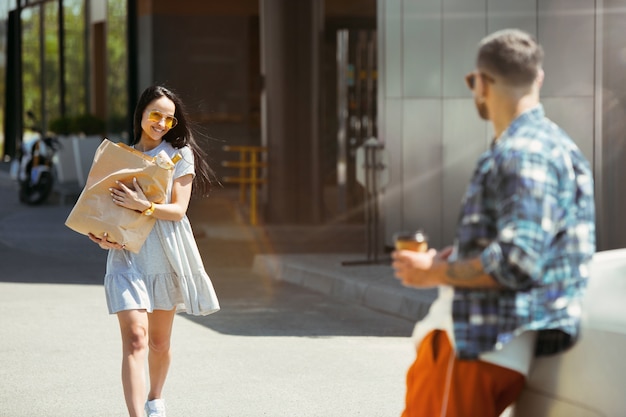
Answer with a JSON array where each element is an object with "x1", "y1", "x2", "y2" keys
[{"x1": 465, "y1": 71, "x2": 495, "y2": 90}]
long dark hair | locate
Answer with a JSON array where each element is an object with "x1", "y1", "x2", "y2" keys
[{"x1": 132, "y1": 85, "x2": 214, "y2": 197}]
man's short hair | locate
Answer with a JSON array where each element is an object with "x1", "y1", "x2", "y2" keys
[{"x1": 477, "y1": 29, "x2": 544, "y2": 87}]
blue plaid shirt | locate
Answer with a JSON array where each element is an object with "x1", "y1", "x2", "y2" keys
[{"x1": 452, "y1": 105, "x2": 596, "y2": 359}]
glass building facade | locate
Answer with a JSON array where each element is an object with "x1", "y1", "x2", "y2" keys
[
  {"x1": 1, "y1": 0, "x2": 129, "y2": 159},
  {"x1": 2, "y1": 0, "x2": 624, "y2": 251}
]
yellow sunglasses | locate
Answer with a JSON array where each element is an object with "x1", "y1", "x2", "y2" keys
[{"x1": 147, "y1": 110, "x2": 178, "y2": 129}]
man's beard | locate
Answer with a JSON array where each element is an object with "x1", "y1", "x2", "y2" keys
[{"x1": 475, "y1": 98, "x2": 489, "y2": 120}]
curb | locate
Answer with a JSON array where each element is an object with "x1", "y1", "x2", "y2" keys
[{"x1": 252, "y1": 253, "x2": 437, "y2": 322}]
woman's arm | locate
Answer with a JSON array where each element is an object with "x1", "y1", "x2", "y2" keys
[{"x1": 111, "y1": 174, "x2": 194, "y2": 222}]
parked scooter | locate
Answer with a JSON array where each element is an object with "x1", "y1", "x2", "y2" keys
[{"x1": 11, "y1": 111, "x2": 61, "y2": 205}]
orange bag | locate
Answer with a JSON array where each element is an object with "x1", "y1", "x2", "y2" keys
[{"x1": 65, "y1": 139, "x2": 179, "y2": 253}]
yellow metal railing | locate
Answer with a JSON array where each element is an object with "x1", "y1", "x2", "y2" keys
[{"x1": 221, "y1": 145, "x2": 268, "y2": 225}]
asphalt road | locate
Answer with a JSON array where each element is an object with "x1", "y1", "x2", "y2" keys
[{"x1": 0, "y1": 174, "x2": 417, "y2": 417}]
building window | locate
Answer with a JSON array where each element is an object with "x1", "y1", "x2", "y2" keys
[
  {"x1": 106, "y1": 0, "x2": 128, "y2": 138},
  {"x1": 64, "y1": 0, "x2": 87, "y2": 118}
]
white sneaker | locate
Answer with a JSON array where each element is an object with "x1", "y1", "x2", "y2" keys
[{"x1": 145, "y1": 398, "x2": 166, "y2": 417}]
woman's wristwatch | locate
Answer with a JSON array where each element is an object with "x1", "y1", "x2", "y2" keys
[{"x1": 142, "y1": 201, "x2": 155, "y2": 216}]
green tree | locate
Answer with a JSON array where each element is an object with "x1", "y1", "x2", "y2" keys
[
  {"x1": 63, "y1": 0, "x2": 87, "y2": 118},
  {"x1": 21, "y1": 7, "x2": 42, "y2": 128},
  {"x1": 107, "y1": 0, "x2": 128, "y2": 136}
]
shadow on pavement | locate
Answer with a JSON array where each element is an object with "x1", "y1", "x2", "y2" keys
[
  {"x1": 0, "y1": 175, "x2": 413, "y2": 338},
  {"x1": 0, "y1": 241, "x2": 106, "y2": 285},
  {"x1": 183, "y1": 266, "x2": 415, "y2": 338},
  {"x1": 183, "y1": 192, "x2": 414, "y2": 338}
]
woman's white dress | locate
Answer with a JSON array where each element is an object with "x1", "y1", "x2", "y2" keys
[{"x1": 104, "y1": 140, "x2": 220, "y2": 316}]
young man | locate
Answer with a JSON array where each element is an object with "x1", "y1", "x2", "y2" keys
[{"x1": 392, "y1": 29, "x2": 596, "y2": 417}]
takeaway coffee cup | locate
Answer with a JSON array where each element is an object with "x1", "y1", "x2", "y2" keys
[{"x1": 393, "y1": 230, "x2": 428, "y2": 252}]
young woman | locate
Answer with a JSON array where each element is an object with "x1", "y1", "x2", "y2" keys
[{"x1": 88, "y1": 85, "x2": 220, "y2": 417}]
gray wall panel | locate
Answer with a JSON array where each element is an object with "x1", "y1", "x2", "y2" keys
[
  {"x1": 384, "y1": 0, "x2": 403, "y2": 98},
  {"x1": 382, "y1": 99, "x2": 405, "y2": 244},
  {"x1": 403, "y1": 0, "x2": 443, "y2": 98},
  {"x1": 443, "y1": 0, "x2": 486, "y2": 98},
  {"x1": 542, "y1": 97, "x2": 595, "y2": 164},
  {"x1": 600, "y1": 1, "x2": 626, "y2": 250},
  {"x1": 377, "y1": 0, "x2": 387, "y2": 129},
  {"x1": 538, "y1": 0, "x2": 595, "y2": 97},
  {"x1": 487, "y1": 0, "x2": 537, "y2": 36},
  {"x1": 138, "y1": 16, "x2": 154, "y2": 90},
  {"x1": 378, "y1": 0, "x2": 606, "y2": 248},
  {"x1": 402, "y1": 100, "x2": 443, "y2": 247},
  {"x1": 442, "y1": 99, "x2": 489, "y2": 244}
]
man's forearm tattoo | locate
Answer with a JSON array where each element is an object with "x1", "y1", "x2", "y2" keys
[{"x1": 446, "y1": 261, "x2": 482, "y2": 283}]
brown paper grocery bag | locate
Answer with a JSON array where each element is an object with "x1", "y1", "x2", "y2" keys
[{"x1": 65, "y1": 139, "x2": 178, "y2": 253}]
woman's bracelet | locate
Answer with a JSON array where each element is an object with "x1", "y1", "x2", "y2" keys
[{"x1": 142, "y1": 202, "x2": 156, "y2": 216}]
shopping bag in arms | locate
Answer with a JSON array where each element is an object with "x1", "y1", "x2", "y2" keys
[{"x1": 65, "y1": 139, "x2": 180, "y2": 253}]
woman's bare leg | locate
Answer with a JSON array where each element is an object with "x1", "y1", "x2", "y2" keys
[
  {"x1": 117, "y1": 309, "x2": 150, "y2": 417},
  {"x1": 147, "y1": 308, "x2": 176, "y2": 401}
]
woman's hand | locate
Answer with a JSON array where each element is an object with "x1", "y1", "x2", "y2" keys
[
  {"x1": 110, "y1": 177, "x2": 151, "y2": 212},
  {"x1": 88, "y1": 232, "x2": 125, "y2": 250}
]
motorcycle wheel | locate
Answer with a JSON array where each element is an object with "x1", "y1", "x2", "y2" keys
[{"x1": 19, "y1": 171, "x2": 54, "y2": 205}]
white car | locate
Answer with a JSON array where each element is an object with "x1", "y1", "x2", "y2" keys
[{"x1": 513, "y1": 248, "x2": 626, "y2": 416}]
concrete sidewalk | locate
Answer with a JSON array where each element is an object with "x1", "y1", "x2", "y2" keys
[
  {"x1": 0, "y1": 163, "x2": 423, "y2": 417},
  {"x1": 251, "y1": 254, "x2": 435, "y2": 321}
]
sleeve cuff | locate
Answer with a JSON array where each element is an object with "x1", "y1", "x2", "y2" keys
[{"x1": 481, "y1": 242, "x2": 504, "y2": 282}]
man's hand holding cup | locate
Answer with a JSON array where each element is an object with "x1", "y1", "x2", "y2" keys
[{"x1": 391, "y1": 230, "x2": 441, "y2": 288}]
